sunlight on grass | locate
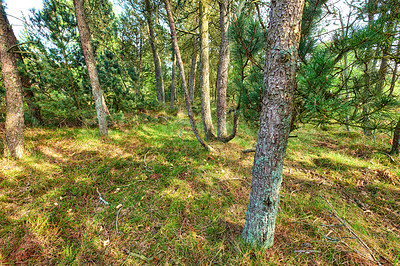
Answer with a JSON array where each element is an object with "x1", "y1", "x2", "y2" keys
[{"x1": 1, "y1": 114, "x2": 399, "y2": 265}]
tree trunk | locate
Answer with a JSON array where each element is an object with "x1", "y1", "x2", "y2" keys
[
  {"x1": 73, "y1": 0, "x2": 108, "y2": 136},
  {"x1": 136, "y1": 34, "x2": 143, "y2": 97},
  {"x1": 170, "y1": 50, "x2": 176, "y2": 109},
  {"x1": 163, "y1": 0, "x2": 213, "y2": 152},
  {"x1": 145, "y1": 0, "x2": 165, "y2": 103},
  {"x1": 189, "y1": 43, "x2": 198, "y2": 103},
  {"x1": 4, "y1": 15, "x2": 43, "y2": 125},
  {"x1": 0, "y1": 4, "x2": 24, "y2": 158},
  {"x1": 390, "y1": 116, "x2": 400, "y2": 155},
  {"x1": 216, "y1": 0, "x2": 230, "y2": 140},
  {"x1": 199, "y1": 0, "x2": 215, "y2": 139},
  {"x1": 242, "y1": 0, "x2": 305, "y2": 247}
]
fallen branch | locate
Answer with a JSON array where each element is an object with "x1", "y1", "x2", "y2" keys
[
  {"x1": 322, "y1": 197, "x2": 378, "y2": 263},
  {"x1": 96, "y1": 188, "x2": 109, "y2": 205},
  {"x1": 294, "y1": 250, "x2": 321, "y2": 254}
]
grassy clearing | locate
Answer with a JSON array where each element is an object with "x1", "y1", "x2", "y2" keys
[{"x1": 0, "y1": 111, "x2": 399, "y2": 265}]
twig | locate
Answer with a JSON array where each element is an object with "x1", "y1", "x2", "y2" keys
[
  {"x1": 242, "y1": 149, "x2": 256, "y2": 154},
  {"x1": 217, "y1": 177, "x2": 246, "y2": 183},
  {"x1": 96, "y1": 188, "x2": 109, "y2": 205},
  {"x1": 322, "y1": 197, "x2": 378, "y2": 263},
  {"x1": 143, "y1": 150, "x2": 154, "y2": 172},
  {"x1": 116, "y1": 208, "x2": 122, "y2": 233},
  {"x1": 294, "y1": 250, "x2": 321, "y2": 254}
]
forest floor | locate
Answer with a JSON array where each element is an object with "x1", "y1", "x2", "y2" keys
[{"x1": 0, "y1": 110, "x2": 399, "y2": 265}]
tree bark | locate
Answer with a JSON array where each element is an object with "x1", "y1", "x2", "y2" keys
[
  {"x1": 145, "y1": 0, "x2": 165, "y2": 103},
  {"x1": 163, "y1": 0, "x2": 213, "y2": 152},
  {"x1": 242, "y1": 0, "x2": 305, "y2": 247},
  {"x1": 170, "y1": 50, "x2": 176, "y2": 109},
  {"x1": 74, "y1": 0, "x2": 108, "y2": 136},
  {"x1": 199, "y1": 0, "x2": 215, "y2": 139},
  {"x1": 189, "y1": 43, "x2": 198, "y2": 103},
  {"x1": 0, "y1": 4, "x2": 24, "y2": 158},
  {"x1": 4, "y1": 15, "x2": 43, "y2": 125},
  {"x1": 216, "y1": 0, "x2": 230, "y2": 140},
  {"x1": 390, "y1": 116, "x2": 400, "y2": 155}
]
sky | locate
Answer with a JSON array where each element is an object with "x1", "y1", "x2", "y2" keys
[{"x1": 4, "y1": 0, "x2": 43, "y2": 38}]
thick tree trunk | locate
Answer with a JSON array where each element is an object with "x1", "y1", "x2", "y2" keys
[
  {"x1": 199, "y1": 0, "x2": 215, "y2": 139},
  {"x1": 216, "y1": 0, "x2": 230, "y2": 140},
  {"x1": 73, "y1": 0, "x2": 108, "y2": 136},
  {"x1": 390, "y1": 116, "x2": 400, "y2": 155},
  {"x1": 145, "y1": 0, "x2": 165, "y2": 103},
  {"x1": 4, "y1": 16, "x2": 43, "y2": 125},
  {"x1": 0, "y1": 4, "x2": 24, "y2": 158},
  {"x1": 170, "y1": 50, "x2": 176, "y2": 109},
  {"x1": 189, "y1": 44, "x2": 198, "y2": 103},
  {"x1": 242, "y1": 0, "x2": 305, "y2": 247},
  {"x1": 163, "y1": 0, "x2": 213, "y2": 152}
]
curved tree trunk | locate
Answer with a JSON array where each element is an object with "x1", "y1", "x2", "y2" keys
[
  {"x1": 216, "y1": 0, "x2": 230, "y2": 140},
  {"x1": 73, "y1": 0, "x2": 108, "y2": 136},
  {"x1": 164, "y1": 0, "x2": 213, "y2": 152},
  {"x1": 0, "y1": 4, "x2": 24, "y2": 158},
  {"x1": 199, "y1": 0, "x2": 215, "y2": 139},
  {"x1": 145, "y1": 0, "x2": 165, "y2": 104},
  {"x1": 242, "y1": 0, "x2": 305, "y2": 247}
]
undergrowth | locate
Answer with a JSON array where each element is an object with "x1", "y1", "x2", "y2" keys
[{"x1": 0, "y1": 111, "x2": 399, "y2": 265}]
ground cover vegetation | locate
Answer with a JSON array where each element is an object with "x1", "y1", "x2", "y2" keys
[{"x1": 0, "y1": 0, "x2": 400, "y2": 263}]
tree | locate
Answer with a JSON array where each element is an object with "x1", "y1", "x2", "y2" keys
[
  {"x1": 216, "y1": 0, "x2": 230, "y2": 140},
  {"x1": 163, "y1": 0, "x2": 213, "y2": 151},
  {"x1": 170, "y1": 49, "x2": 176, "y2": 109},
  {"x1": 144, "y1": 0, "x2": 165, "y2": 103},
  {"x1": 73, "y1": 0, "x2": 108, "y2": 135},
  {"x1": 4, "y1": 13, "x2": 42, "y2": 125},
  {"x1": 242, "y1": 0, "x2": 305, "y2": 247},
  {"x1": 199, "y1": 0, "x2": 215, "y2": 139},
  {"x1": 0, "y1": 1, "x2": 24, "y2": 158}
]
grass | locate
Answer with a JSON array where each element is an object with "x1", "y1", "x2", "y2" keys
[{"x1": 0, "y1": 111, "x2": 399, "y2": 265}]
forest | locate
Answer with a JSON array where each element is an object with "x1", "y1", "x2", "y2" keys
[{"x1": 0, "y1": 0, "x2": 399, "y2": 264}]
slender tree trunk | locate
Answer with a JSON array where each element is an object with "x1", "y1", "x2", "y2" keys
[
  {"x1": 216, "y1": 0, "x2": 230, "y2": 140},
  {"x1": 199, "y1": 0, "x2": 215, "y2": 139},
  {"x1": 170, "y1": 50, "x2": 176, "y2": 109},
  {"x1": 136, "y1": 35, "x2": 143, "y2": 97},
  {"x1": 242, "y1": 0, "x2": 305, "y2": 247},
  {"x1": 390, "y1": 116, "x2": 400, "y2": 155},
  {"x1": 189, "y1": 44, "x2": 198, "y2": 103},
  {"x1": 145, "y1": 0, "x2": 165, "y2": 103},
  {"x1": 0, "y1": 4, "x2": 24, "y2": 158},
  {"x1": 339, "y1": 12, "x2": 349, "y2": 131},
  {"x1": 73, "y1": 0, "x2": 108, "y2": 136},
  {"x1": 163, "y1": 0, "x2": 213, "y2": 152}
]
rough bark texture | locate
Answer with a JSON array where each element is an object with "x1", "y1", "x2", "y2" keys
[
  {"x1": 0, "y1": 4, "x2": 24, "y2": 158},
  {"x1": 145, "y1": 0, "x2": 165, "y2": 103},
  {"x1": 242, "y1": 0, "x2": 305, "y2": 247},
  {"x1": 170, "y1": 51, "x2": 176, "y2": 110},
  {"x1": 189, "y1": 44, "x2": 198, "y2": 103},
  {"x1": 74, "y1": 0, "x2": 108, "y2": 136},
  {"x1": 216, "y1": 0, "x2": 230, "y2": 140},
  {"x1": 163, "y1": 0, "x2": 213, "y2": 152},
  {"x1": 4, "y1": 16, "x2": 42, "y2": 125},
  {"x1": 390, "y1": 116, "x2": 400, "y2": 155},
  {"x1": 199, "y1": 0, "x2": 215, "y2": 139}
]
